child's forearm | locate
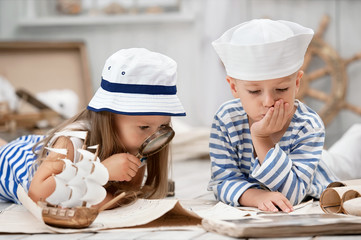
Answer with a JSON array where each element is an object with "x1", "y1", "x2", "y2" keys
[
  {"x1": 251, "y1": 135, "x2": 274, "y2": 164},
  {"x1": 28, "y1": 158, "x2": 64, "y2": 203},
  {"x1": 238, "y1": 188, "x2": 265, "y2": 207},
  {"x1": 28, "y1": 175, "x2": 56, "y2": 203}
]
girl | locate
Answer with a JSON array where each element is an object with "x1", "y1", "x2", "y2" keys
[{"x1": 0, "y1": 48, "x2": 186, "y2": 209}]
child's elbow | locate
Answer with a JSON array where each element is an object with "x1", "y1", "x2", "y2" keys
[{"x1": 28, "y1": 186, "x2": 42, "y2": 203}]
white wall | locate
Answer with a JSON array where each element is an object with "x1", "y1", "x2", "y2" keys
[{"x1": 1, "y1": 0, "x2": 361, "y2": 147}]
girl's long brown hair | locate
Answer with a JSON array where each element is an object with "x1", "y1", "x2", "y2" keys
[{"x1": 33, "y1": 108, "x2": 170, "y2": 206}]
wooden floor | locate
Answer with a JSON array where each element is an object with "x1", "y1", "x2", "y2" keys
[{"x1": 1, "y1": 158, "x2": 361, "y2": 239}]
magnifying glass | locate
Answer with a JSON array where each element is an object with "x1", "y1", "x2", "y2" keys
[{"x1": 135, "y1": 126, "x2": 175, "y2": 166}]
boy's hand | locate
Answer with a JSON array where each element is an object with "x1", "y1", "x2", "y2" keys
[
  {"x1": 251, "y1": 99, "x2": 290, "y2": 138},
  {"x1": 250, "y1": 100, "x2": 290, "y2": 162},
  {"x1": 255, "y1": 191, "x2": 294, "y2": 213},
  {"x1": 240, "y1": 188, "x2": 294, "y2": 213},
  {"x1": 101, "y1": 153, "x2": 141, "y2": 182}
]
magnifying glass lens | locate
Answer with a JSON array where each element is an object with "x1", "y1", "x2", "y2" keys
[{"x1": 137, "y1": 126, "x2": 175, "y2": 158}]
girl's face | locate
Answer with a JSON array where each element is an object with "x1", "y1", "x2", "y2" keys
[
  {"x1": 114, "y1": 115, "x2": 171, "y2": 155},
  {"x1": 227, "y1": 71, "x2": 302, "y2": 123}
]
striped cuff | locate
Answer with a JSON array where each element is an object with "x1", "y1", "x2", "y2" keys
[{"x1": 251, "y1": 144, "x2": 292, "y2": 191}]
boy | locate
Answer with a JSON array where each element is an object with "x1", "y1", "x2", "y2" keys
[{"x1": 208, "y1": 19, "x2": 338, "y2": 212}]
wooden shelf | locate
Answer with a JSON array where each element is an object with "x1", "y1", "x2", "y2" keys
[{"x1": 17, "y1": 13, "x2": 195, "y2": 27}]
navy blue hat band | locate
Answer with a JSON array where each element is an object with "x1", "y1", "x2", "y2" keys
[{"x1": 101, "y1": 78, "x2": 177, "y2": 95}]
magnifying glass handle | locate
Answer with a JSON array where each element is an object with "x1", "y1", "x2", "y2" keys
[
  {"x1": 135, "y1": 152, "x2": 146, "y2": 167},
  {"x1": 139, "y1": 157, "x2": 147, "y2": 168}
]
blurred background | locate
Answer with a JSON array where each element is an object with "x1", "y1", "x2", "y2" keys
[{"x1": 1, "y1": 0, "x2": 361, "y2": 149}]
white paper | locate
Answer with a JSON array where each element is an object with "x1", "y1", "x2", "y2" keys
[
  {"x1": 195, "y1": 202, "x2": 257, "y2": 220},
  {"x1": 1, "y1": 186, "x2": 199, "y2": 233}
]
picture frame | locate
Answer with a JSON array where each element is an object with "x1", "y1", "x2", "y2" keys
[{"x1": 0, "y1": 41, "x2": 93, "y2": 111}]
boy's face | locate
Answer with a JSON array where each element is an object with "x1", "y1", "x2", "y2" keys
[{"x1": 227, "y1": 71, "x2": 302, "y2": 123}]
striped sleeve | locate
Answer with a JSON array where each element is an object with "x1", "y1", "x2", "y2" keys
[
  {"x1": 0, "y1": 135, "x2": 44, "y2": 203},
  {"x1": 250, "y1": 126, "x2": 325, "y2": 205},
  {"x1": 208, "y1": 114, "x2": 259, "y2": 206}
]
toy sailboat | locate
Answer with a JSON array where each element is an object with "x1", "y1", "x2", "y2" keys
[{"x1": 38, "y1": 130, "x2": 109, "y2": 228}]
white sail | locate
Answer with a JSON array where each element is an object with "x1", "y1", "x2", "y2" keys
[
  {"x1": 87, "y1": 162, "x2": 109, "y2": 185},
  {"x1": 54, "y1": 130, "x2": 88, "y2": 140},
  {"x1": 81, "y1": 179, "x2": 107, "y2": 207},
  {"x1": 75, "y1": 158, "x2": 93, "y2": 175},
  {"x1": 77, "y1": 149, "x2": 97, "y2": 162},
  {"x1": 46, "y1": 176, "x2": 71, "y2": 205},
  {"x1": 87, "y1": 145, "x2": 99, "y2": 150},
  {"x1": 60, "y1": 185, "x2": 86, "y2": 208},
  {"x1": 42, "y1": 132, "x2": 108, "y2": 208},
  {"x1": 66, "y1": 168, "x2": 87, "y2": 187},
  {"x1": 44, "y1": 147, "x2": 67, "y2": 156},
  {"x1": 56, "y1": 158, "x2": 77, "y2": 182}
]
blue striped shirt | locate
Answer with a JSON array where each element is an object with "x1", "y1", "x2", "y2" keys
[
  {"x1": 0, "y1": 135, "x2": 44, "y2": 203},
  {"x1": 208, "y1": 99, "x2": 338, "y2": 206}
]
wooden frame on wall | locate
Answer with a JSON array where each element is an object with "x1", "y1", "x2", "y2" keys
[{"x1": 0, "y1": 41, "x2": 93, "y2": 111}]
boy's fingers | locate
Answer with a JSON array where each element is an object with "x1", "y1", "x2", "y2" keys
[
  {"x1": 285, "y1": 199, "x2": 294, "y2": 211},
  {"x1": 275, "y1": 199, "x2": 292, "y2": 213},
  {"x1": 269, "y1": 102, "x2": 280, "y2": 127},
  {"x1": 263, "y1": 107, "x2": 274, "y2": 126},
  {"x1": 282, "y1": 102, "x2": 290, "y2": 125},
  {"x1": 264, "y1": 201, "x2": 278, "y2": 212},
  {"x1": 278, "y1": 101, "x2": 285, "y2": 119}
]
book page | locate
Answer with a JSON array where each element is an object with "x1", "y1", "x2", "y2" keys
[
  {"x1": 96, "y1": 199, "x2": 201, "y2": 229},
  {"x1": 195, "y1": 201, "x2": 257, "y2": 220},
  {"x1": 235, "y1": 199, "x2": 319, "y2": 215}
]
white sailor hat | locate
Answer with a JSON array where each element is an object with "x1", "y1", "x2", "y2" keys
[{"x1": 212, "y1": 19, "x2": 314, "y2": 80}]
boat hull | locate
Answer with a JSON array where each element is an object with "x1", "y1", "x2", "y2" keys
[{"x1": 40, "y1": 203, "x2": 98, "y2": 228}]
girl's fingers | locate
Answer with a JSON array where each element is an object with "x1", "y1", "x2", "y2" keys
[{"x1": 127, "y1": 154, "x2": 141, "y2": 167}]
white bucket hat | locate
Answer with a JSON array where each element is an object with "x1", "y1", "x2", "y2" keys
[
  {"x1": 212, "y1": 19, "x2": 314, "y2": 81},
  {"x1": 88, "y1": 48, "x2": 185, "y2": 116}
]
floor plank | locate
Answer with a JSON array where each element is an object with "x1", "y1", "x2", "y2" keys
[
  {"x1": 136, "y1": 229, "x2": 205, "y2": 240},
  {"x1": 84, "y1": 231, "x2": 151, "y2": 240},
  {"x1": 194, "y1": 231, "x2": 245, "y2": 240}
]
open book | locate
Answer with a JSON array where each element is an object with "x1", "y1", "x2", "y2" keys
[
  {"x1": 202, "y1": 179, "x2": 361, "y2": 238},
  {"x1": 202, "y1": 213, "x2": 361, "y2": 238}
]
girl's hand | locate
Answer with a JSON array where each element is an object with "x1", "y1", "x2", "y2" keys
[
  {"x1": 251, "y1": 99, "x2": 290, "y2": 138},
  {"x1": 101, "y1": 153, "x2": 141, "y2": 182}
]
